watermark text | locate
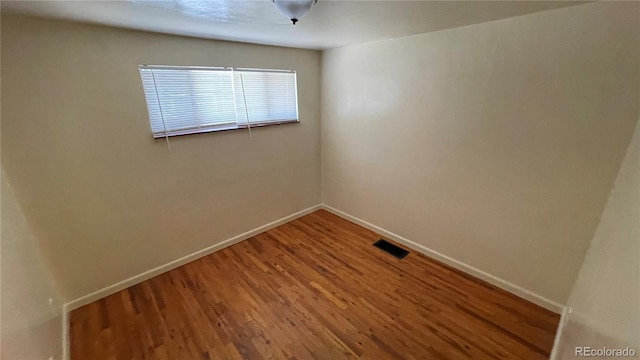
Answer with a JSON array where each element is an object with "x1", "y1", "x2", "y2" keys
[{"x1": 575, "y1": 347, "x2": 636, "y2": 357}]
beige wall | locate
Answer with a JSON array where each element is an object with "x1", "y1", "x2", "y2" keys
[
  {"x1": 1, "y1": 170, "x2": 64, "y2": 360},
  {"x1": 1, "y1": 14, "x2": 321, "y2": 301},
  {"x1": 321, "y1": 2, "x2": 640, "y2": 304},
  {"x1": 2, "y1": 13, "x2": 64, "y2": 358},
  {"x1": 555, "y1": 122, "x2": 640, "y2": 358}
]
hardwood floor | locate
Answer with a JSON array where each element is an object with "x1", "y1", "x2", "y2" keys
[{"x1": 70, "y1": 210, "x2": 560, "y2": 360}]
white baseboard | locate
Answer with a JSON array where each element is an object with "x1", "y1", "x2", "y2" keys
[
  {"x1": 549, "y1": 306, "x2": 572, "y2": 360},
  {"x1": 64, "y1": 205, "x2": 321, "y2": 312},
  {"x1": 320, "y1": 204, "x2": 565, "y2": 314}
]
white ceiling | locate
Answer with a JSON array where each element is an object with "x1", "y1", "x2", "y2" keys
[{"x1": 2, "y1": 1, "x2": 586, "y2": 50}]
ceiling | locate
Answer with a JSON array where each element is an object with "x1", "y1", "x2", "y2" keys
[{"x1": 2, "y1": 1, "x2": 586, "y2": 50}]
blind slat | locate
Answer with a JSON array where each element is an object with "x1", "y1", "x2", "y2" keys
[{"x1": 139, "y1": 66, "x2": 298, "y2": 137}]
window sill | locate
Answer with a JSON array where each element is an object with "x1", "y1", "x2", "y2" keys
[{"x1": 153, "y1": 119, "x2": 300, "y2": 139}]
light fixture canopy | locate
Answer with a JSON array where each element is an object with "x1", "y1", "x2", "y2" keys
[{"x1": 273, "y1": 0, "x2": 318, "y2": 25}]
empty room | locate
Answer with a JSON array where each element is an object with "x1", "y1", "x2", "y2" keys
[{"x1": 1, "y1": 1, "x2": 638, "y2": 359}]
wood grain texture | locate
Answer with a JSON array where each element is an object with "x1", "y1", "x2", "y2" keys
[{"x1": 70, "y1": 210, "x2": 560, "y2": 360}]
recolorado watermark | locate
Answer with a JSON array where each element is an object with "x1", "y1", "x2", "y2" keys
[{"x1": 575, "y1": 346, "x2": 636, "y2": 357}]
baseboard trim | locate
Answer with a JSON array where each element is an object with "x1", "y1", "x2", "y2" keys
[
  {"x1": 65, "y1": 204, "x2": 322, "y2": 312},
  {"x1": 549, "y1": 306, "x2": 571, "y2": 360},
  {"x1": 320, "y1": 204, "x2": 565, "y2": 314}
]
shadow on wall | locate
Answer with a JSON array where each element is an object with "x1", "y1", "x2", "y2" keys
[
  {"x1": 1, "y1": 169, "x2": 64, "y2": 360},
  {"x1": 554, "y1": 121, "x2": 640, "y2": 359}
]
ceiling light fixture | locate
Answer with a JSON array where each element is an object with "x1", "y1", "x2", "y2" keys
[{"x1": 273, "y1": 0, "x2": 317, "y2": 25}]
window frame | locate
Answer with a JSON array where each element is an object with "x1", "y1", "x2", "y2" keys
[{"x1": 139, "y1": 65, "x2": 300, "y2": 138}]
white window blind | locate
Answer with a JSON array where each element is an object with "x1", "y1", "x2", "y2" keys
[{"x1": 139, "y1": 65, "x2": 299, "y2": 138}]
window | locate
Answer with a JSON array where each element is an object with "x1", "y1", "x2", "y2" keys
[{"x1": 139, "y1": 65, "x2": 299, "y2": 138}]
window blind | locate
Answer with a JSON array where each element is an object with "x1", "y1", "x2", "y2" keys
[{"x1": 139, "y1": 65, "x2": 299, "y2": 138}]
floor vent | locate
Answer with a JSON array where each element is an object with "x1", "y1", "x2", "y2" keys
[{"x1": 373, "y1": 239, "x2": 409, "y2": 259}]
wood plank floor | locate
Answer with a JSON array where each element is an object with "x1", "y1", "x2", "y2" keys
[{"x1": 70, "y1": 210, "x2": 560, "y2": 360}]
